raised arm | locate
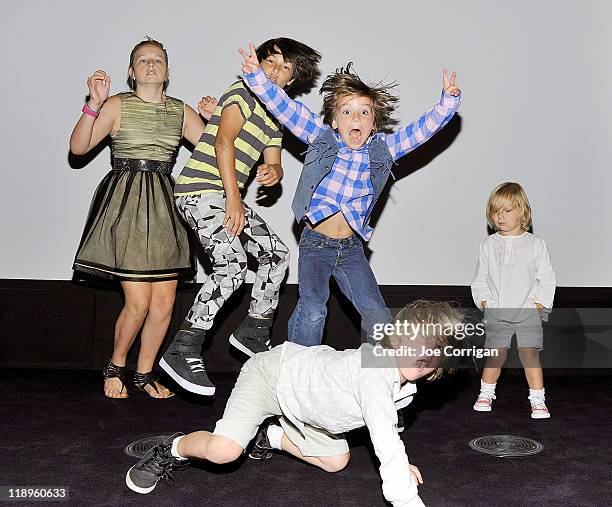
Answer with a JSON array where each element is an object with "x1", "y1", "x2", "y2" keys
[
  {"x1": 385, "y1": 69, "x2": 461, "y2": 161},
  {"x1": 182, "y1": 104, "x2": 206, "y2": 146},
  {"x1": 239, "y1": 43, "x2": 326, "y2": 144},
  {"x1": 69, "y1": 70, "x2": 120, "y2": 155},
  {"x1": 182, "y1": 96, "x2": 218, "y2": 146}
]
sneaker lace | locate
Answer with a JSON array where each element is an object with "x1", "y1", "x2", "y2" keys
[
  {"x1": 477, "y1": 391, "x2": 496, "y2": 402},
  {"x1": 528, "y1": 393, "x2": 546, "y2": 409},
  {"x1": 140, "y1": 445, "x2": 177, "y2": 484},
  {"x1": 185, "y1": 357, "x2": 205, "y2": 373}
]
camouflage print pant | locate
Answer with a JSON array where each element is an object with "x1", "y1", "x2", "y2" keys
[{"x1": 176, "y1": 194, "x2": 289, "y2": 330}]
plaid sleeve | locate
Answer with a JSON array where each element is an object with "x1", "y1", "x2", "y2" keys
[
  {"x1": 384, "y1": 91, "x2": 461, "y2": 161},
  {"x1": 243, "y1": 67, "x2": 326, "y2": 144}
]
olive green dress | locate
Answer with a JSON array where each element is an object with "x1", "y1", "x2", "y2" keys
[{"x1": 73, "y1": 93, "x2": 195, "y2": 281}]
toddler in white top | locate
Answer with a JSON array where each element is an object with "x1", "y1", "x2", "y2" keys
[{"x1": 471, "y1": 182, "x2": 556, "y2": 419}]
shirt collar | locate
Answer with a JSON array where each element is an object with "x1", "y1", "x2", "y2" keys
[{"x1": 392, "y1": 367, "x2": 418, "y2": 404}]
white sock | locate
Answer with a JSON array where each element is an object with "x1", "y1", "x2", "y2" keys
[
  {"x1": 266, "y1": 424, "x2": 284, "y2": 450},
  {"x1": 480, "y1": 380, "x2": 496, "y2": 396},
  {"x1": 170, "y1": 435, "x2": 188, "y2": 460},
  {"x1": 529, "y1": 388, "x2": 545, "y2": 401}
]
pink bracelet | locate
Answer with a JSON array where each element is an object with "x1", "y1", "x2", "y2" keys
[{"x1": 82, "y1": 102, "x2": 100, "y2": 118}]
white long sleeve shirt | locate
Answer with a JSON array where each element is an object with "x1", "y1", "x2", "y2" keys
[
  {"x1": 276, "y1": 342, "x2": 425, "y2": 507},
  {"x1": 471, "y1": 232, "x2": 556, "y2": 321}
]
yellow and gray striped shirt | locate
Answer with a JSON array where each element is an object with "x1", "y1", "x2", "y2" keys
[{"x1": 174, "y1": 81, "x2": 282, "y2": 195}]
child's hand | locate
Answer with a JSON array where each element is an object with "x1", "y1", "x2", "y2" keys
[
  {"x1": 224, "y1": 195, "x2": 246, "y2": 237},
  {"x1": 535, "y1": 302, "x2": 544, "y2": 314},
  {"x1": 481, "y1": 301, "x2": 487, "y2": 309},
  {"x1": 443, "y1": 69, "x2": 461, "y2": 96},
  {"x1": 256, "y1": 163, "x2": 283, "y2": 186},
  {"x1": 198, "y1": 96, "x2": 218, "y2": 120},
  {"x1": 87, "y1": 70, "x2": 111, "y2": 109},
  {"x1": 409, "y1": 464, "x2": 423, "y2": 485},
  {"x1": 239, "y1": 43, "x2": 261, "y2": 75}
]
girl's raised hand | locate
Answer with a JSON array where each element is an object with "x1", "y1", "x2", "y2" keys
[
  {"x1": 443, "y1": 69, "x2": 460, "y2": 97},
  {"x1": 87, "y1": 70, "x2": 111, "y2": 108},
  {"x1": 239, "y1": 43, "x2": 260, "y2": 75},
  {"x1": 198, "y1": 96, "x2": 218, "y2": 120}
]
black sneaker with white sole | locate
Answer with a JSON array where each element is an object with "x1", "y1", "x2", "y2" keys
[
  {"x1": 126, "y1": 433, "x2": 187, "y2": 494},
  {"x1": 248, "y1": 418, "x2": 276, "y2": 460},
  {"x1": 159, "y1": 329, "x2": 215, "y2": 396},
  {"x1": 229, "y1": 315, "x2": 272, "y2": 358}
]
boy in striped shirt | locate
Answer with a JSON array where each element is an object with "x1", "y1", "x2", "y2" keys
[
  {"x1": 240, "y1": 43, "x2": 461, "y2": 347},
  {"x1": 161, "y1": 39, "x2": 320, "y2": 396}
]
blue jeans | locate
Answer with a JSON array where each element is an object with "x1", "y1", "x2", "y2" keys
[{"x1": 288, "y1": 228, "x2": 392, "y2": 346}]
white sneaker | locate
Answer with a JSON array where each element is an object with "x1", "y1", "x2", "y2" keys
[
  {"x1": 529, "y1": 393, "x2": 551, "y2": 419},
  {"x1": 473, "y1": 391, "x2": 495, "y2": 412}
]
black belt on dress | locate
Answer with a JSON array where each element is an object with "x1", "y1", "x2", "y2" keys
[{"x1": 112, "y1": 158, "x2": 174, "y2": 174}]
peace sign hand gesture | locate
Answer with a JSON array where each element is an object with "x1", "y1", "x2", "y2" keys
[
  {"x1": 239, "y1": 43, "x2": 260, "y2": 75},
  {"x1": 87, "y1": 70, "x2": 111, "y2": 109},
  {"x1": 443, "y1": 69, "x2": 460, "y2": 97}
]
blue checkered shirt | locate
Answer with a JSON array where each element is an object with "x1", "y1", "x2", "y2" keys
[{"x1": 244, "y1": 68, "x2": 460, "y2": 240}]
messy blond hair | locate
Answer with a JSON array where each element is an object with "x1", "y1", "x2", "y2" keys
[
  {"x1": 486, "y1": 182, "x2": 532, "y2": 231},
  {"x1": 381, "y1": 300, "x2": 464, "y2": 381},
  {"x1": 320, "y1": 63, "x2": 398, "y2": 132}
]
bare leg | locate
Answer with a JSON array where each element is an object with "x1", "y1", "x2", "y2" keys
[
  {"x1": 136, "y1": 280, "x2": 177, "y2": 398},
  {"x1": 280, "y1": 434, "x2": 350, "y2": 473},
  {"x1": 519, "y1": 347, "x2": 544, "y2": 389},
  {"x1": 176, "y1": 430, "x2": 349, "y2": 473},
  {"x1": 105, "y1": 282, "x2": 152, "y2": 398},
  {"x1": 481, "y1": 348, "x2": 508, "y2": 384},
  {"x1": 177, "y1": 432, "x2": 244, "y2": 464}
]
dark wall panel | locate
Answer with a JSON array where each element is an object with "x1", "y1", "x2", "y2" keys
[{"x1": 1, "y1": 280, "x2": 610, "y2": 372}]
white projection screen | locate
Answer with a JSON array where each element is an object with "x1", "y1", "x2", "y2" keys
[{"x1": 1, "y1": 0, "x2": 610, "y2": 286}]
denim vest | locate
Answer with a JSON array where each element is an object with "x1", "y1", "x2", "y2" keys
[{"x1": 291, "y1": 128, "x2": 394, "y2": 227}]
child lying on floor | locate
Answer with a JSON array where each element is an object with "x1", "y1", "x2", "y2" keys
[{"x1": 126, "y1": 300, "x2": 464, "y2": 506}]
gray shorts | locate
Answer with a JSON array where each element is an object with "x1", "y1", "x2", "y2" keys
[
  {"x1": 213, "y1": 346, "x2": 349, "y2": 457},
  {"x1": 484, "y1": 309, "x2": 544, "y2": 350}
]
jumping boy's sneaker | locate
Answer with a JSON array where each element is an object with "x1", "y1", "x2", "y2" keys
[
  {"x1": 473, "y1": 392, "x2": 495, "y2": 412},
  {"x1": 229, "y1": 315, "x2": 272, "y2": 358},
  {"x1": 248, "y1": 418, "x2": 276, "y2": 460},
  {"x1": 126, "y1": 433, "x2": 187, "y2": 494},
  {"x1": 529, "y1": 392, "x2": 551, "y2": 419},
  {"x1": 160, "y1": 330, "x2": 215, "y2": 396}
]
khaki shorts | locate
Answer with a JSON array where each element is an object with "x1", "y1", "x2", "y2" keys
[
  {"x1": 213, "y1": 346, "x2": 349, "y2": 457},
  {"x1": 484, "y1": 309, "x2": 544, "y2": 350}
]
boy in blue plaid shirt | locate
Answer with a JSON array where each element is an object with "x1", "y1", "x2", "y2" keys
[{"x1": 239, "y1": 43, "x2": 462, "y2": 346}]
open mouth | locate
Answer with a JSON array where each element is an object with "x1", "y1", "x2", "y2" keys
[{"x1": 348, "y1": 129, "x2": 361, "y2": 144}]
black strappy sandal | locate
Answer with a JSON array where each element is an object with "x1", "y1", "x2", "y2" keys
[
  {"x1": 102, "y1": 360, "x2": 128, "y2": 398},
  {"x1": 134, "y1": 371, "x2": 174, "y2": 398}
]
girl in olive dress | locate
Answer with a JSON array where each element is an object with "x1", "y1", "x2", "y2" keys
[{"x1": 70, "y1": 38, "x2": 216, "y2": 399}]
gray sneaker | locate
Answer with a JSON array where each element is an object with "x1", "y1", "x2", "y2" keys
[
  {"x1": 160, "y1": 329, "x2": 215, "y2": 396},
  {"x1": 229, "y1": 315, "x2": 273, "y2": 358},
  {"x1": 125, "y1": 433, "x2": 187, "y2": 494}
]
